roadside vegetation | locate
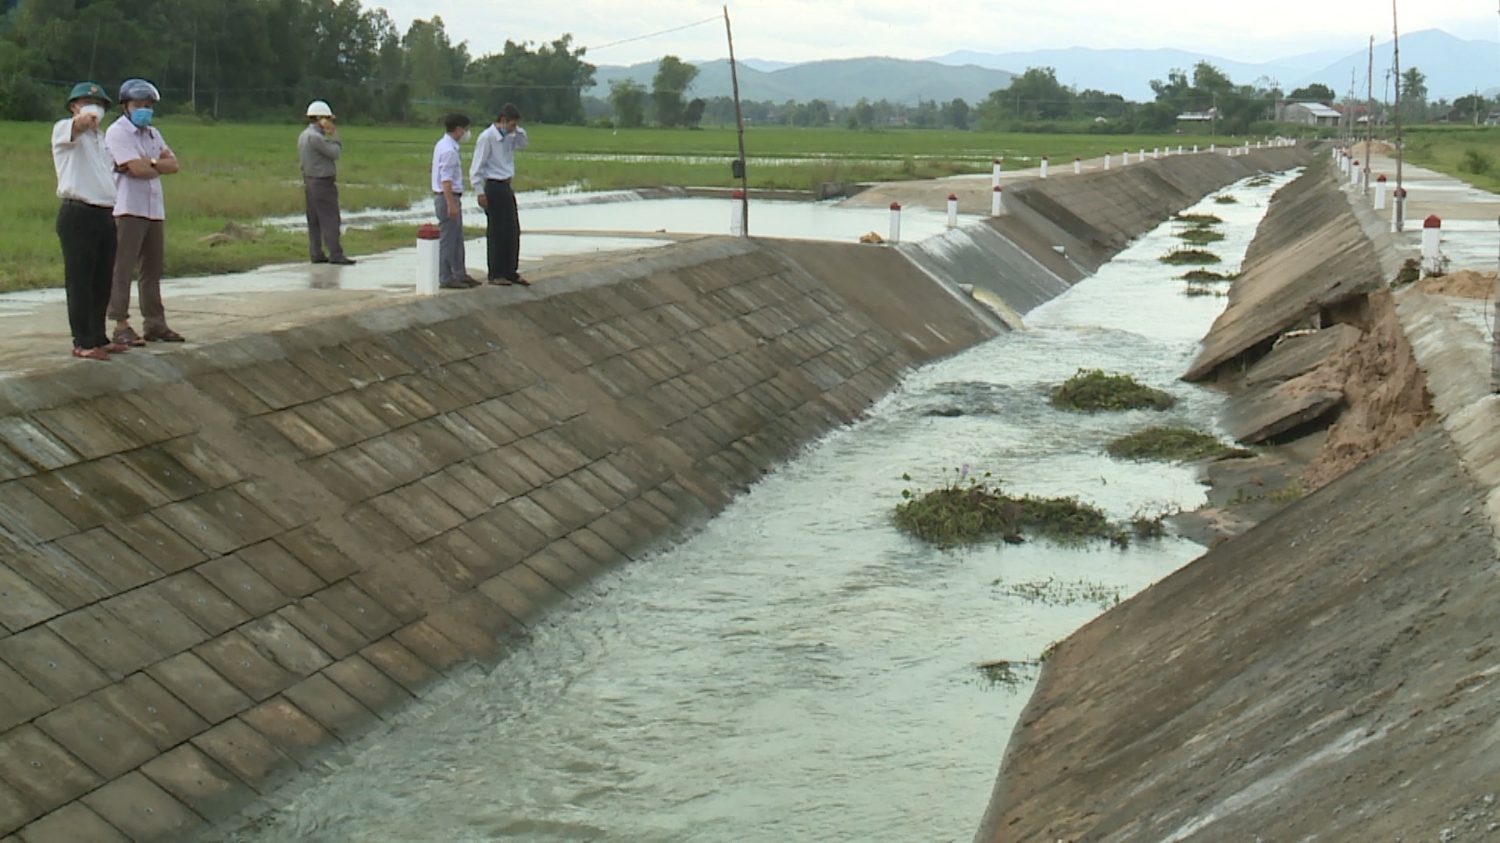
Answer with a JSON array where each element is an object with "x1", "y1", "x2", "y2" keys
[
  {"x1": 1050, "y1": 370, "x2": 1176, "y2": 412},
  {"x1": 1160, "y1": 248, "x2": 1222, "y2": 265}
]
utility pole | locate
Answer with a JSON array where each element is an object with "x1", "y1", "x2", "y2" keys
[
  {"x1": 190, "y1": 19, "x2": 198, "y2": 113},
  {"x1": 1393, "y1": 0, "x2": 1405, "y2": 231},
  {"x1": 1365, "y1": 36, "x2": 1374, "y2": 194},
  {"x1": 723, "y1": 6, "x2": 749, "y2": 236}
]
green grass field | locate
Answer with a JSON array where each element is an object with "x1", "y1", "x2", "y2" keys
[
  {"x1": 0, "y1": 119, "x2": 1406, "y2": 292},
  {"x1": 1402, "y1": 126, "x2": 1500, "y2": 194}
]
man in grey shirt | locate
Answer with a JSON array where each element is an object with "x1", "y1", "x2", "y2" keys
[{"x1": 298, "y1": 100, "x2": 354, "y2": 265}]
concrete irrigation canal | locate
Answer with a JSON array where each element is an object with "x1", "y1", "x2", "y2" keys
[{"x1": 1, "y1": 143, "x2": 1497, "y2": 842}]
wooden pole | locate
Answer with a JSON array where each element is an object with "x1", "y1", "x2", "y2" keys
[{"x1": 724, "y1": 6, "x2": 749, "y2": 236}]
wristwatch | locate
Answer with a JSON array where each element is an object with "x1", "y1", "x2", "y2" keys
[{"x1": 150, "y1": 158, "x2": 158, "y2": 168}]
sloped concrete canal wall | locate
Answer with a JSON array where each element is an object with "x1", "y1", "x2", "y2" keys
[{"x1": 0, "y1": 150, "x2": 1298, "y2": 841}]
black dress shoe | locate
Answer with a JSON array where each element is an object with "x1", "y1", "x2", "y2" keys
[
  {"x1": 311, "y1": 257, "x2": 329, "y2": 264},
  {"x1": 329, "y1": 257, "x2": 356, "y2": 265},
  {"x1": 439, "y1": 280, "x2": 474, "y2": 290}
]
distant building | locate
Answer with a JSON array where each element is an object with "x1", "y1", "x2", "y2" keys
[
  {"x1": 1177, "y1": 109, "x2": 1217, "y2": 123},
  {"x1": 1280, "y1": 102, "x2": 1341, "y2": 126}
]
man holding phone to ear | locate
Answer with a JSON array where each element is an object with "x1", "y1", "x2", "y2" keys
[
  {"x1": 52, "y1": 82, "x2": 124, "y2": 360},
  {"x1": 299, "y1": 100, "x2": 354, "y2": 266},
  {"x1": 471, "y1": 103, "x2": 529, "y2": 286}
]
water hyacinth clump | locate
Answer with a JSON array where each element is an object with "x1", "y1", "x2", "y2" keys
[
  {"x1": 1181, "y1": 269, "x2": 1234, "y2": 282},
  {"x1": 1159, "y1": 249, "x2": 1222, "y2": 265},
  {"x1": 894, "y1": 467, "x2": 1119, "y2": 548},
  {"x1": 1174, "y1": 212, "x2": 1223, "y2": 225},
  {"x1": 1176, "y1": 227, "x2": 1226, "y2": 245},
  {"x1": 1107, "y1": 426, "x2": 1239, "y2": 461},
  {"x1": 1049, "y1": 369, "x2": 1176, "y2": 413}
]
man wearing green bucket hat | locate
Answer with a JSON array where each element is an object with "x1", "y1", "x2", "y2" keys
[{"x1": 51, "y1": 82, "x2": 127, "y2": 361}]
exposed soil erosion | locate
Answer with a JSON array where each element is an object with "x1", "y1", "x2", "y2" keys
[
  {"x1": 1414, "y1": 269, "x2": 1497, "y2": 299},
  {"x1": 1297, "y1": 290, "x2": 1432, "y2": 490}
]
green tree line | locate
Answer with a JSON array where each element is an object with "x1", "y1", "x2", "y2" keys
[{"x1": 0, "y1": 0, "x2": 595, "y2": 122}]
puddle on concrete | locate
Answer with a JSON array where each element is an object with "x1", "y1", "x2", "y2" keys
[{"x1": 220, "y1": 169, "x2": 1300, "y2": 843}]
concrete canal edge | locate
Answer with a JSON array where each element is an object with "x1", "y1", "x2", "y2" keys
[
  {"x1": 0, "y1": 148, "x2": 1304, "y2": 841},
  {"x1": 975, "y1": 157, "x2": 1500, "y2": 840}
]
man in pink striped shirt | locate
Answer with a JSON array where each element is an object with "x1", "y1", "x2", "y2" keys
[{"x1": 105, "y1": 78, "x2": 185, "y2": 346}]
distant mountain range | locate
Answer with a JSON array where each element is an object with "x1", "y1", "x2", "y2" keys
[
  {"x1": 587, "y1": 28, "x2": 1496, "y2": 107},
  {"x1": 933, "y1": 29, "x2": 1500, "y2": 103},
  {"x1": 587, "y1": 58, "x2": 1014, "y2": 107}
]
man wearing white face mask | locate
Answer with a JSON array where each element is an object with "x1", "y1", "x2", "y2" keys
[
  {"x1": 52, "y1": 82, "x2": 127, "y2": 361},
  {"x1": 431, "y1": 113, "x2": 477, "y2": 290},
  {"x1": 106, "y1": 78, "x2": 185, "y2": 346}
]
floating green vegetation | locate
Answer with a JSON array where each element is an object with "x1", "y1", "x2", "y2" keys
[
  {"x1": 1214, "y1": 194, "x2": 1240, "y2": 204},
  {"x1": 975, "y1": 658, "x2": 1041, "y2": 690},
  {"x1": 1246, "y1": 176, "x2": 1273, "y2": 187},
  {"x1": 1183, "y1": 284, "x2": 1226, "y2": 297},
  {"x1": 1176, "y1": 227, "x2": 1226, "y2": 245},
  {"x1": 894, "y1": 468, "x2": 1120, "y2": 547},
  {"x1": 994, "y1": 576, "x2": 1122, "y2": 610},
  {"x1": 1107, "y1": 426, "x2": 1237, "y2": 462},
  {"x1": 1181, "y1": 269, "x2": 1235, "y2": 282},
  {"x1": 1050, "y1": 369, "x2": 1177, "y2": 413},
  {"x1": 1395, "y1": 257, "x2": 1421, "y2": 285},
  {"x1": 1159, "y1": 249, "x2": 1222, "y2": 265},
  {"x1": 1174, "y1": 212, "x2": 1223, "y2": 225},
  {"x1": 1227, "y1": 480, "x2": 1306, "y2": 505}
]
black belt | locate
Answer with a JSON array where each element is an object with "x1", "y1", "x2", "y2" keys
[
  {"x1": 485, "y1": 178, "x2": 511, "y2": 184},
  {"x1": 61, "y1": 198, "x2": 111, "y2": 210}
]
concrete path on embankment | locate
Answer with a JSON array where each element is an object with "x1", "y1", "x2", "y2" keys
[{"x1": 976, "y1": 149, "x2": 1500, "y2": 841}]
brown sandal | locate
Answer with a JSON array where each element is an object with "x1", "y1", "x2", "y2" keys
[
  {"x1": 512, "y1": 277, "x2": 531, "y2": 287},
  {"x1": 72, "y1": 346, "x2": 111, "y2": 361},
  {"x1": 145, "y1": 328, "x2": 186, "y2": 343},
  {"x1": 112, "y1": 326, "x2": 147, "y2": 347}
]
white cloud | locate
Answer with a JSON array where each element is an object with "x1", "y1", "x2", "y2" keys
[{"x1": 377, "y1": 0, "x2": 1497, "y2": 66}]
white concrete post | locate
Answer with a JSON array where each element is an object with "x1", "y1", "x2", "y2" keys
[
  {"x1": 889, "y1": 202, "x2": 902, "y2": 243},
  {"x1": 1391, "y1": 189, "x2": 1406, "y2": 233},
  {"x1": 992, "y1": 158, "x2": 1002, "y2": 189},
  {"x1": 1210, "y1": 143, "x2": 1216, "y2": 153},
  {"x1": 1139, "y1": 147, "x2": 1145, "y2": 161},
  {"x1": 1193, "y1": 144, "x2": 1199, "y2": 154},
  {"x1": 1104, "y1": 153, "x2": 1112, "y2": 170},
  {"x1": 947, "y1": 193, "x2": 959, "y2": 228},
  {"x1": 1375, "y1": 175, "x2": 1388, "y2": 210},
  {"x1": 1350, "y1": 161, "x2": 1360, "y2": 187},
  {"x1": 1040, "y1": 156, "x2": 1049, "y2": 179},
  {"x1": 1153, "y1": 147, "x2": 1159, "y2": 159},
  {"x1": 1177, "y1": 144, "x2": 1184, "y2": 155},
  {"x1": 1422, "y1": 215, "x2": 1443, "y2": 274},
  {"x1": 1074, "y1": 157, "x2": 1082, "y2": 174},
  {"x1": 415, "y1": 223, "x2": 440, "y2": 295},
  {"x1": 730, "y1": 189, "x2": 745, "y2": 236},
  {"x1": 1123, "y1": 150, "x2": 1130, "y2": 165},
  {"x1": 991, "y1": 185, "x2": 1002, "y2": 216}
]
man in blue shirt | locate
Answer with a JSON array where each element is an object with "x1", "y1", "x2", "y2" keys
[
  {"x1": 431, "y1": 113, "x2": 476, "y2": 290},
  {"x1": 470, "y1": 103, "x2": 530, "y2": 286}
]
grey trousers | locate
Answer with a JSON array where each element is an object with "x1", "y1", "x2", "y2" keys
[
  {"x1": 110, "y1": 215, "x2": 167, "y2": 332},
  {"x1": 304, "y1": 176, "x2": 345, "y2": 261},
  {"x1": 433, "y1": 195, "x2": 466, "y2": 283}
]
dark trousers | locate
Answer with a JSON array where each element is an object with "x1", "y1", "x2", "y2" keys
[
  {"x1": 56, "y1": 201, "x2": 115, "y2": 349},
  {"x1": 304, "y1": 176, "x2": 345, "y2": 261},
  {"x1": 483, "y1": 179, "x2": 521, "y2": 281},
  {"x1": 110, "y1": 215, "x2": 167, "y2": 333}
]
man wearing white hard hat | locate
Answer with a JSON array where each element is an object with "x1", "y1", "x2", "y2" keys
[{"x1": 299, "y1": 100, "x2": 353, "y2": 265}]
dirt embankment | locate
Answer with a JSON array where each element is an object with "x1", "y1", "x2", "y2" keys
[
  {"x1": 1414, "y1": 269, "x2": 1497, "y2": 299},
  {"x1": 1299, "y1": 289, "x2": 1432, "y2": 489}
]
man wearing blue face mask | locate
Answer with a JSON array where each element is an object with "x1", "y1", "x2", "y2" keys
[{"x1": 106, "y1": 78, "x2": 185, "y2": 346}]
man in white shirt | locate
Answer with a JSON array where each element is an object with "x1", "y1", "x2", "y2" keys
[
  {"x1": 470, "y1": 103, "x2": 530, "y2": 286},
  {"x1": 52, "y1": 82, "x2": 128, "y2": 361},
  {"x1": 431, "y1": 113, "x2": 476, "y2": 289}
]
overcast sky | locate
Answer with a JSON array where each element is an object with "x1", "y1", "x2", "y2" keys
[{"x1": 381, "y1": 0, "x2": 1494, "y2": 65}]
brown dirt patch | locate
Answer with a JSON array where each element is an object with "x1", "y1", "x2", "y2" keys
[
  {"x1": 1351, "y1": 140, "x2": 1394, "y2": 158},
  {"x1": 1300, "y1": 290, "x2": 1432, "y2": 490},
  {"x1": 1413, "y1": 269, "x2": 1497, "y2": 299}
]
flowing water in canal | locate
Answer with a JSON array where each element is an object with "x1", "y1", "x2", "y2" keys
[{"x1": 228, "y1": 171, "x2": 1298, "y2": 843}]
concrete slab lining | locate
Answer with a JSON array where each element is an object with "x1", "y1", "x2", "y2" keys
[{"x1": 0, "y1": 148, "x2": 1305, "y2": 840}]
